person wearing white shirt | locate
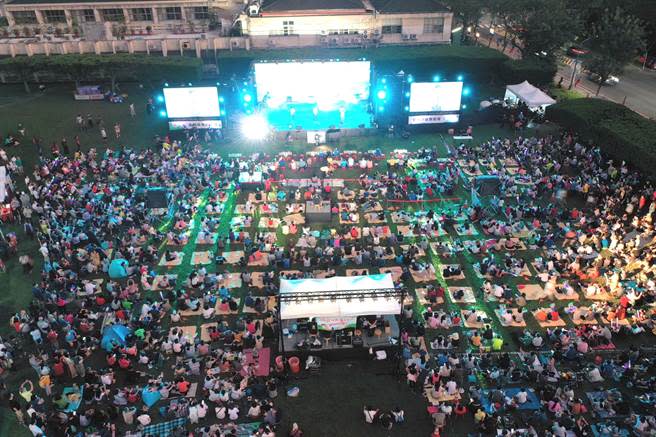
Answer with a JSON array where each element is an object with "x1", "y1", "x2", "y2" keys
[
  {"x1": 228, "y1": 405, "x2": 240, "y2": 420},
  {"x1": 515, "y1": 388, "x2": 528, "y2": 404}
]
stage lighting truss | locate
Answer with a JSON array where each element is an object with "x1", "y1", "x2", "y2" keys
[{"x1": 279, "y1": 287, "x2": 406, "y2": 304}]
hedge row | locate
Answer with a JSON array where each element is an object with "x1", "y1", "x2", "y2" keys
[
  {"x1": 218, "y1": 45, "x2": 509, "y2": 83},
  {"x1": 546, "y1": 98, "x2": 656, "y2": 176},
  {"x1": 0, "y1": 54, "x2": 202, "y2": 86},
  {"x1": 218, "y1": 45, "x2": 556, "y2": 86}
]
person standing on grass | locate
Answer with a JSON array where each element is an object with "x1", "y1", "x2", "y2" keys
[
  {"x1": 114, "y1": 123, "x2": 121, "y2": 139},
  {"x1": 61, "y1": 137, "x2": 70, "y2": 156},
  {"x1": 129, "y1": 103, "x2": 136, "y2": 118},
  {"x1": 100, "y1": 126, "x2": 107, "y2": 142}
]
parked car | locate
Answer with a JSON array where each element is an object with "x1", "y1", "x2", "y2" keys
[
  {"x1": 638, "y1": 55, "x2": 656, "y2": 70},
  {"x1": 587, "y1": 72, "x2": 620, "y2": 86},
  {"x1": 567, "y1": 45, "x2": 590, "y2": 57}
]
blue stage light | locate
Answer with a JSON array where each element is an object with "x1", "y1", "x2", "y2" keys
[
  {"x1": 405, "y1": 92, "x2": 410, "y2": 98},
  {"x1": 243, "y1": 94, "x2": 252, "y2": 103},
  {"x1": 404, "y1": 105, "x2": 409, "y2": 111},
  {"x1": 457, "y1": 75, "x2": 464, "y2": 81},
  {"x1": 377, "y1": 90, "x2": 387, "y2": 100},
  {"x1": 188, "y1": 82, "x2": 192, "y2": 86},
  {"x1": 221, "y1": 110, "x2": 226, "y2": 116},
  {"x1": 164, "y1": 82, "x2": 169, "y2": 87},
  {"x1": 219, "y1": 96, "x2": 224, "y2": 103},
  {"x1": 463, "y1": 87, "x2": 471, "y2": 96},
  {"x1": 156, "y1": 95, "x2": 164, "y2": 103},
  {"x1": 159, "y1": 110, "x2": 167, "y2": 117},
  {"x1": 433, "y1": 75, "x2": 441, "y2": 82},
  {"x1": 407, "y1": 75, "x2": 414, "y2": 83},
  {"x1": 381, "y1": 78, "x2": 387, "y2": 84},
  {"x1": 378, "y1": 106, "x2": 384, "y2": 112},
  {"x1": 462, "y1": 104, "x2": 467, "y2": 109}
]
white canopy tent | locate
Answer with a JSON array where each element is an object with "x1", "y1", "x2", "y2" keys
[
  {"x1": 504, "y1": 81, "x2": 556, "y2": 111},
  {"x1": 279, "y1": 274, "x2": 400, "y2": 320}
]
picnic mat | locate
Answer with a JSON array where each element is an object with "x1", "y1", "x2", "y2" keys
[
  {"x1": 191, "y1": 251, "x2": 212, "y2": 265},
  {"x1": 222, "y1": 251, "x2": 245, "y2": 264},
  {"x1": 247, "y1": 253, "x2": 269, "y2": 267},
  {"x1": 158, "y1": 252, "x2": 184, "y2": 267},
  {"x1": 218, "y1": 273, "x2": 242, "y2": 289},
  {"x1": 448, "y1": 287, "x2": 476, "y2": 304},
  {"x1": 570, "y1": 308, "x2": 598, "y2": 325},
  {"x1": 441, "y1": 264, "x2": 466, "y2": 281},
  {"x1": 380, "y1": 266, "x2": 403, "y2": 282},
  {"x1": 424, "y1": 385, "x2": 461, "y2": 404},
  {"x1": 258, "y1": 217, "x2": 281, "y2": 229},
  {"x1": 494, "y1": 308, "x2": 527, "y2": 327},
  {"x1": 215, "y1": 298, "x2": 241, "y2": 315},
  {"x1": 416, "y1": 288, "x2": 444, "y2": 306},
  {"x1": 532, "y1": 309, "x2": 566, "y2": 327},
  {"x1": 480, "y1": 388, "x2": 540, "y2": 413},
  {"x1": 200, "y1": 323, "x2": 217, "y2": 342},
  {"x1": 519, "y1": 284, "x2": 546, "y2": 300},
  {"x1": 170, "y1": 325, "x2": 197, "y2": 340},
  {"x1": 240, "y1": 347, "x2": 271, "y2": 377},
  {"x1": 410, "y1": 265, "x2": 437, "y2": 283},
  {"x1": 195, "y1": 233, "x2": 218, "y2": 245},
  {"x1": 462, "y1": 310, "x2": 489, "y2": 329}
]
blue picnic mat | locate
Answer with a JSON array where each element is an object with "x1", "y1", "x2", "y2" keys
[
  {"x1": 591, "y1": 423, "x2": 630, "y2": 437},
  {"x1": 62, "y1": 386, "x2": 84, "y2": 412},
  {"x1": 480, "y1": 387, "x2": 540, "y2": 413}
]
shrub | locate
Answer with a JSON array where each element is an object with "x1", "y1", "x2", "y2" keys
[{"x1": 546, "y1": 98, "x2": 656, "y2": 176}]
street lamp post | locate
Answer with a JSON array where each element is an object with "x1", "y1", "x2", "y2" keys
[{"x1": 568, "y1": 58, "x2": 580, "y2": 90}]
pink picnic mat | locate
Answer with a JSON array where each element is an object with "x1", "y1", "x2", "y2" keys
[{"x1": 240, "y1": 347, "x2": 271, "y2": 377}]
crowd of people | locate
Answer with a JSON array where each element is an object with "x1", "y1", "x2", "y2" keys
[{"x1": 0, "y1": 107, "x2": 654, "y2": 437}]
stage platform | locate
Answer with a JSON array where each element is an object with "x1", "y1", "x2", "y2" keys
[
  {"x1": 281, "y1": 315, "x2": 399, "y2": 354},
  {"x1": 265, "y1": 101, "x2": 373, "y2": 131}
]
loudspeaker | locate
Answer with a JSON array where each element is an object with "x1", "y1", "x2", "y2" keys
[{"x1": 146, "y1": 188, "x2": 169, "y2": 209}]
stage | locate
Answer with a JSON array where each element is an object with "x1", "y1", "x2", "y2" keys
[
  {"x1": 265, "y1": 101, "x2": 373, "y2": 131},
  {"x1": 281, "y1": 315, "x2": 400, "y2": 354}
]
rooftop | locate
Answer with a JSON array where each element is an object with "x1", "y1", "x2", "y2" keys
[
  {"x1": 370, "y1": 0, "x2": 448, "y2": 13},
  {"x1": 260, "y1": 0, "x2": 367, "y2": 13}
]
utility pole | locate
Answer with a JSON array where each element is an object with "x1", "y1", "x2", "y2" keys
[{"x1": 568, "y1": 58, "x2": 580, "y2": 90}]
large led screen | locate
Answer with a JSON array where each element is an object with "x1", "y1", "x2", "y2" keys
[
  {"x1": 163, "y1": 87, "x2": 221, "y2": 119},
  {"x1": 253, "y1": 61, "x2": 371, "y2": 108},
  {"x1": 409, "y1": 82, "x2": 463, "y2": 113}
]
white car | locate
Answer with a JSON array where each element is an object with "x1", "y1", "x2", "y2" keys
[{"x1": 588, "y1": 72, "x2": 620, "y2": 86}]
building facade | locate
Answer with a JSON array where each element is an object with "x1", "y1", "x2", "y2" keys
[
  {"x1": 240, "y1": 0, "x2": 453, "y2": 49},
  {"x1": 0, "y1": 0, "x2": 452, "y2": 56}
]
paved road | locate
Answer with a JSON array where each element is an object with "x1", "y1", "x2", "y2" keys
[{"x1": 557, "y1": 61, "x2": 656, "y2": 119}]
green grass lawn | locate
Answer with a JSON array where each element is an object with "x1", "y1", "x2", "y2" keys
[{"x1": 0, "y1": 82, "x2": 565, "y2": 437}]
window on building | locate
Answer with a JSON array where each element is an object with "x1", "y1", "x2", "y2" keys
[
  {"x1": 282, "y1": 20, "x2": 294, "y2": 35},
  {"x1": 381, "y1": 19, "x2": 402, "y2": 34},
  {"x1": 165, "y1": 7, "x2": 182, "y2": 20},
  {"x1": 101, "y1": 8, "x2": 125, "y2": 22},
  {"x1": 130, "y1": 8, "x2": 153, "y2": 21},
  {"x1": 11, "y1": 10, "x2": 38, "y2": 24},
  {"x1": 423, "y1": 17, "x2": 444, "y2": 34},
  {"x1": 43, "y1": 10, "x2": 67, "y2": 24},
  {"x1": 193, "y1": 6, "x2": 209, "y2": 20},
  {"x1": 82, "y1": 9, "x2": 96, "y2": 22}
]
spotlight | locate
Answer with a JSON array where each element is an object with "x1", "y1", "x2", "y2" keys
[
  {"x1": 378, "y1": 106, "x2": 384, "y2": 112},
  {"x1": 404, "y1": 105, "x2": 409, "y2": 111},
  {"x1": 188, "y1": 82, "x2": 192, "y2": 86},
  {"x1": 159, "y1": 110, "x2": 167, "y2": 117},
  {"x1": 457, "y1": 75, "x2": 464, "y2": 81},
  {"x1": 377, "y1": 90, "x2": 387, "y2": 100},
  {"x1": 241, "y1": 114, "x2": 269, "y2": 141},
  {"x1": 462, "y1": 104, "x2": 467, "y2": 109},
  {"x1": 382, "y1": 78, "x2": 387, "y2": 84},
  {"x1": 220, "y1": 110, "x2": 226, "y2": 116},
  {"x1": 164, "y1": 82, "x2": 169, "y2": 87},
  {"x1": 463, "y1": 87, "x2": 471, "y2": 96},
  {"x1": 407, "y1": 75, "x2": 414, "y2": 83},
  {"x1": 219, "y1": 96, "x2": 224, "y2": 102},
  {"x1": 156, "y1": 95, "x2": 164, "y2": 103},
  {"x1": 243, "y1": 94, "x2": 252, "y2": 103},
  {"x1": 433, "y1": 75, "x2": 440, "y2": 82},
  {"x1": 405, "y1": 92, "x2": 410, "y2": 98}
]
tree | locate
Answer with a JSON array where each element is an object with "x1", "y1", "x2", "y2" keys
[
  {"x1": 584, "y1": 7, "x2": 645, "y2": 95},
  {"x1": 0, "y1": 56, "x2": 49, "y2": 93},
  {"x1": 513, "y1": 0, "x2": 581, "y2": 59},
  {"x1": 443, "y1": 0, "x2": 487, "y2": 43},
  {"x1": 489, "y1": 0, "x2": 529, "y2": 53}
]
